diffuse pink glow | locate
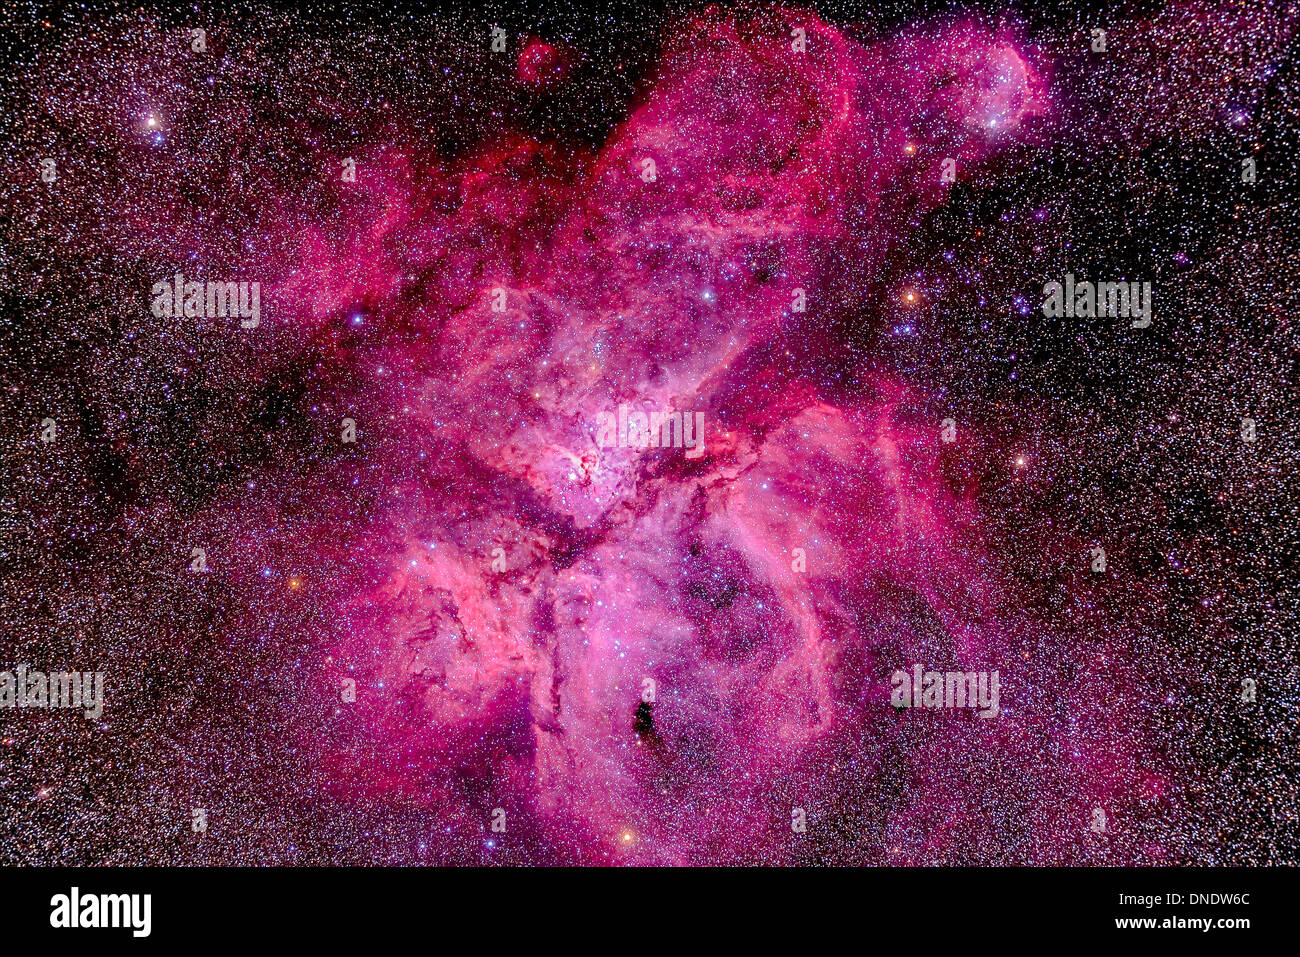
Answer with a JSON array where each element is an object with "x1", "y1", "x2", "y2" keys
[
  {"x1": 5, "y1": 0, "x2": 1292, "y2": 871},
  {"x1": 246, "y1": 15, "x2": 1150, "y2": 863}
]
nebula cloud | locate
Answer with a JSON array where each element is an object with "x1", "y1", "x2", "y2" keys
[{"x1": 2, "y1": 1, "x2": 1294, "y2": 866}]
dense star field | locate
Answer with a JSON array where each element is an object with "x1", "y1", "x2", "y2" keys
[{"x1": 1, "y1": 0, "x2": 1296, "y2": 866}]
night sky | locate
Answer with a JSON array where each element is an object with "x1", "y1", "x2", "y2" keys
[{"x1": 1, "y1": 0, "x2": 1296, "y2": 865}]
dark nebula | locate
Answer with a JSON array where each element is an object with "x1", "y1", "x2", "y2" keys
[{"x1": 0, "y1": 0, "x2": 1295, "y2": 865}]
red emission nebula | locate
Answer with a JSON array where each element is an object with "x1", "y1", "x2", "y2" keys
[{"x1": 2, "y1": 0, "x2": 1296, "y2": 867}]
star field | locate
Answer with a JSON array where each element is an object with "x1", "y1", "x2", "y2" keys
[{"x1": 0, "y1": 0, "x2": 1296, "y2": 866}]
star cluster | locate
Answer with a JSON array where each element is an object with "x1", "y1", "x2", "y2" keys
[{"x1": 1, "y1": 0, "x2": 1296, "y2": 865}]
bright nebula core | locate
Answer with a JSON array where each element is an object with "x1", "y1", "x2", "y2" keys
[{"x1": 1, "y1": 0, "x2": 1296, "y2": 866}]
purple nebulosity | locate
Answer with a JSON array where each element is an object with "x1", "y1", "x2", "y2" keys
[{"x1": 2, "y1": 0, "x2": 1294, "y2": 867}]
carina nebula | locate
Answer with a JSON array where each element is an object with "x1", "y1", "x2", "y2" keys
[{"x1": 1, "y1": 0, "x2": 1296, "y2": 866}]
